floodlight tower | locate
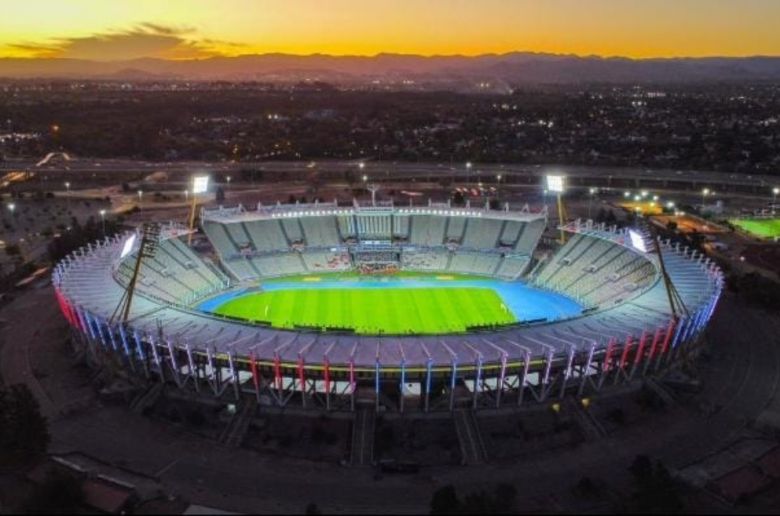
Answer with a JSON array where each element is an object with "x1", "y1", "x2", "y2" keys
[
  {"x1": 629, "y1": 220, "x2": 689, "y2": 323},
  {"x1": 188, "y1": 175, "x2": 210, "y2": 246},
  {"x1": 546, "y1": 175, "x2": 566, "y2": 244},
  {"x1": 367, "y1": 184, "x2": 381, "y2": 206},
  {"x1": 111, "y1": 222, "x2": 162, "y2": 324}
]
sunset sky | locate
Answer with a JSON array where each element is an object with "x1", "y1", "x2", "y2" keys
[{"x1": 1, "y1": 0, "x2": 778, "y2": 60}]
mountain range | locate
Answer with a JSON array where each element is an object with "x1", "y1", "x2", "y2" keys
[{"x1": 1, "y1": 52, "x2": 779, "y2": 85}]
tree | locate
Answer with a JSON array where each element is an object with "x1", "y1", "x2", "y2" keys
[
  {"x1": 628, "y1": 455, "x2": 683, "y2": 513},
  {"x1": 430, "y1": 485, "x2": 459, "y2": 515},
  {"x1": 4, "y1": 244, "x2": 21, "y2": 257},
  {"x1": 430, "y1": 483, "x2": 516, "y2": 514},
  {"x1": 452, "y1": 190, "x2": 465, "y2": 207},
  {"x1": 0, "y1": 384, "x2": 50, "y2": 461},
  {"x1": 22, "y1": 470, "x2": 84, "y2": 514}
]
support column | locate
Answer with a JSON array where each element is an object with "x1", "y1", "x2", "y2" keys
[
  {"x1": 496, "y1": 353, "x2": 507, "y2": 408},
  {"x1": 297, "y1": 355, "x2": 306, "y2": 409},
  {"x1": 424, "y1": 358, "x2": 433, "y2": 413},
  {"x1": 449, "y1": 359, "x2": 458, "y2": 412},
  {"x1": 249, "y1": 351, "x2": 260, "y2": 402},
  {"x1": 472, "y1": 356, "x2": 483, "y2": 410}
]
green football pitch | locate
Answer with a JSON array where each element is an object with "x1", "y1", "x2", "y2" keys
[
  {"x1": 731, "y1": 218, "x2": 780, "y2": 239},
  {"x1": 213, "y1": 287, "x2": 516, "y2": 335}
]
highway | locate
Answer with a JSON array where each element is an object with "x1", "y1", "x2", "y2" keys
[{"x1": 2, "y1": 157, "x2": 777, "y2": 193}]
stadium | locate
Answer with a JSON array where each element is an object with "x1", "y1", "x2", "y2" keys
[{"x1": 52, "y1": 199, "x2": 723, "y2": 413}]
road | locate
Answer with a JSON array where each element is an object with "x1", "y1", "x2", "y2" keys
[{"x1": 3, "y1": 157, "x2": 777, "y2": 192}]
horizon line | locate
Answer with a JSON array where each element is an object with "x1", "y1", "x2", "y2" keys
[{"x1": 2, "y1": 50, "x2": 780, "y2": 62}]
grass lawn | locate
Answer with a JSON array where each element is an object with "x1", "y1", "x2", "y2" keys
[
  {"x1": 213, "y1": 286, "x2": 515, "y2": 334},
  {"x1": 731, "y1": 218, "x2": 780, "y2": 239},
  {"x1": 262, "y1": 270, "x2": 484, "y2": 283}
]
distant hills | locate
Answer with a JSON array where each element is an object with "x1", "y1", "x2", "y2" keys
[{"x1": 1, "y1": 52, "x2": 779, "y2": 86}]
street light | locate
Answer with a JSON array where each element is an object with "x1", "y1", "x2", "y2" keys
[
  {"x1": 773, "y1": 187, "x2": 779, "y2": 214},
  {"x1": 99, "y1": 209, "x2": 107, "y2": 236},
  {"x1": 701, "y1": 188, "x2": 710, "y2": 209},
  {"x1": 8, "y1": 202, "x2": 15, "y2": 214},
  {"x1": 64, "y1": 181, "x2": 71, "y2": 210},
  {"x1": 588, "y1": 187, "x2": 597, "y2": 220}
]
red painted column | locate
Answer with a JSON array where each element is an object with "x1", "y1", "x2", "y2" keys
[
  {"x1": 647, "y1": 327, "x2": 664, "y2": 362},
  {"x1": 324, "y1": 358, "x2": 331, "y2": 395},
  {"x1": 603, "y1": 338, "x2": 616, "y2": 372},
  {"x1": 619, "y1": 335, "x2": 632, "y2": 370},
  {"x1": 634, "y1": 331, "x2": 648, "y2": 365},
  {"x1": 659, "y1": 318, "x2": 677, "y2": 356}
]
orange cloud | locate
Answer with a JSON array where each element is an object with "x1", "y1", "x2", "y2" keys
[{"x1": 7, "y1": 23, "x2": 245, "y2": 60}]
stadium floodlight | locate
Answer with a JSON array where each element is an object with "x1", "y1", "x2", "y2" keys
[
  {"x1": 120, "y1": 233, "x2": 137, "y2": 258},
  {"x1": 192, "y1": 175, "x2": 210, "y2": 194},
  {"x1": 628, "y1": 229, "x2": 648, "y2": 253},
  {"x1": 545, "y1": 175, "x2": 567, "y2": 244},
  {"x1": 545, "y1": 175, "x2": 565, "y2": 193},
  {"x1": 187, "y1": 175, "x2": 210, "y2": 245}
]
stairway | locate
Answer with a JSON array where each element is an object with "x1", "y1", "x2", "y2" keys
[
  {"x1": 130, "y1": 383, "x2": 163, "y2": 414},
  {"x1": 453, "y1": 408, "x2": 488, "y2": 465},
  {"x1": 350, "y1": 405, "x2": 376, "y2": 467},
  {"x1": 220, "y1": 397, "x2": 257, "y2": 447},
  {"x1": 564, "y1": 396, "x2": 606, "y2": 441}
]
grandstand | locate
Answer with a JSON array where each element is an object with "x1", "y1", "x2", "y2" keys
[
  {"x1": 532, "y1": 230, "x2": 657, "y2": 308},
  {"x1": 53, "y1": 203, "x2": 722, "y2": 414},
  {"x1": 202, "y1": 203, "x2": 545, "y2": 282}
]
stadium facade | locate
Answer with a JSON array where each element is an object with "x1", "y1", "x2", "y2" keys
[{"x1": 53, "y1": 200, "x2": 723, "y2": 413}]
